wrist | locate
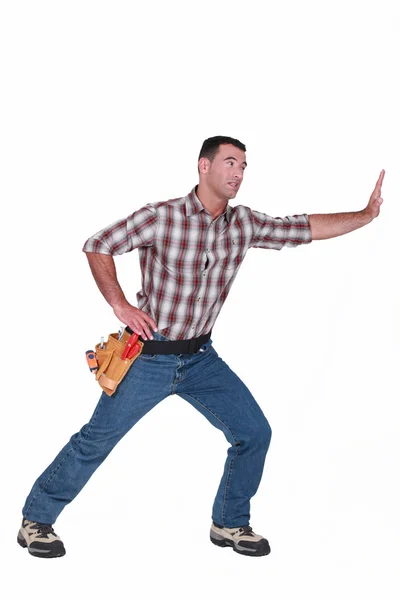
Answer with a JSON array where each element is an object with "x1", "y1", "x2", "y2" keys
[
  {"x1": 111, "y1": 296, "x2": 129, "y2": 312},
  {"x1": 360, "y1": 207, "x2": 374, "y2": 224}
]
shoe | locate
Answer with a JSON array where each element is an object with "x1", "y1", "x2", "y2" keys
[
  {"x1": 210, "y1": 522, "x2": 270, "y2": 557},
  {"x1": 17, "y1": 518, "x2": 66, "y2": 558}
]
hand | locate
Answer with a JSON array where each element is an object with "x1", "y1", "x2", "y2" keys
[
  {"x1": 113, "y1": 301, "x2": 158, "y2": 340},
  {"x1": 364, "y1": 169, "x2": 385, "y2": 219}
]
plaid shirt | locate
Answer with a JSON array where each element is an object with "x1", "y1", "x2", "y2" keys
[{"x1": 83, "y1": 187, "x2": 312, "y2": 340}]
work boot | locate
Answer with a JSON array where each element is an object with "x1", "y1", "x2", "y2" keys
[
  {"x1": 17, "y1": 518, "x2": 66, "y2": 558},
  {"x1": 210, "y1": 522, "x2": 270, "y2": 557}
]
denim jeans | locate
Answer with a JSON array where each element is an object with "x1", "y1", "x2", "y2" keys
[{"x1": 23, "y1": 333, "x2": 272, "y2": 527}]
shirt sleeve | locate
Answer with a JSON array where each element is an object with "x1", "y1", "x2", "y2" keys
[
  {"x1": 82, "y1": 204, "x2": 158, "y2": 255},
  {"x1": 250, "y1": 210, "x2": 312, "y2": 250}
]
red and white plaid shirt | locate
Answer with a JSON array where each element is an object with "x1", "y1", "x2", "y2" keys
[{"x1": 83, "y1": 187, "x2": 312, "y2": 340}]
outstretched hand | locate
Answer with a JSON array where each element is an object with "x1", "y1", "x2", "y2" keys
[{"x1": 365, "y1": 170, "x2": 385, "y2": 219}]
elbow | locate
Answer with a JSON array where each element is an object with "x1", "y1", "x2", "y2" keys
[{"x1": 82, "y1": 238, "x2": 112, "y2": 255}]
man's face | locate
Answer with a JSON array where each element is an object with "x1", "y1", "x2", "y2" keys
[{"x1": 202, "y1": 144, "x2": 247, "y2": 200}]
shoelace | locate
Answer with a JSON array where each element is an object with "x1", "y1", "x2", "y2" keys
[
  {"x1": 238, "y1": 526, "x2": 255, "y2": 536},
  {"x1": 32, "y1": 523, "x2": 55, "y2": 538}
]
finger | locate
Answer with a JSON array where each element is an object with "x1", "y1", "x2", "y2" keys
[
  {"x1": 143, "y1": 313, "x2": 158, "y2": 332},
  {"x1": 372, "y1": 169, "x2": 385, "y2": 196},
  {"x1": 139, "y1": 317, "x2": 153, "y2": 340},
  {"x1": 129, "y1": 318, "x2": 144, "y2": 338},
  {"x1": 130, "y1": 309, "x2": 148, "y2": 338},
  {"x1": 133, "y1": 315, "x2": 151, "y2": 340}
]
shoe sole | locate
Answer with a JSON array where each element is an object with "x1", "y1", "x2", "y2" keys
[
  {"x1": 17, "y1": 534, "x2": 66, "y2": 558},
  {"x1": 210, "y1": 532, "x2": 271, "y2": 557}
]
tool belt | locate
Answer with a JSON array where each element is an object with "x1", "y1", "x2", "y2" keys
[
  {"x1": 87, "y1": 329, "x2": 144, "y2": 397},
  {"x1": 86, "y1": 328, "x2": 212, "y2": 397}
]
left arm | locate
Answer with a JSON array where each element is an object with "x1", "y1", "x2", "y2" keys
[{"x1": 309, "y1": 170, "x2": 385, "y2": 240}]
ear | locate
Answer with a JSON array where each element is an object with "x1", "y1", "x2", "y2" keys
[{"x1": 198, "y1": 157, "x2": 210, "y2": 174}]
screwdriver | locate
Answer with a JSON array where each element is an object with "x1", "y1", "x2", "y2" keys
[{"x1": 121, "y1": 333, "x2": 139, "y2": 360}]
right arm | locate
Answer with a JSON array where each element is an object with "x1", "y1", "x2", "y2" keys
[
  {"x1": 85, "y1": 253, "x2": 157, "y2": 340},
  {"x1": 83, "y1": 205, "x2": 158, "y2": 340}
]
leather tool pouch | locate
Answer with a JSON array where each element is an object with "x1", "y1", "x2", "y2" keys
[{"x1": 94, "y1": 329, "x2": 143, "y2": 396}]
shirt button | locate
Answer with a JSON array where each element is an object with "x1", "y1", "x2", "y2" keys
[
  {"x1": 197, "y1": 297, "x2": 201, "y2": 302},
  {"x1": 191, "y1": 326, "x2": 195, "y2": 330},
  {"x1": 202, "y1": 271, "x2": 207, "y2": 276}
]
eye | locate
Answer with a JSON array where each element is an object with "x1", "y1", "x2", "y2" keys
[{"x1": 227, "y1": 161, "x2": 234, "y2": 166}]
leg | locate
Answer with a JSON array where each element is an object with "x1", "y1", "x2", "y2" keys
[
  {"x1": 22, "y1": 355, "x2": 172, "y2": 524},
  {"x1": 177, "y1": 345, "x2": 271, "y2": 528}
]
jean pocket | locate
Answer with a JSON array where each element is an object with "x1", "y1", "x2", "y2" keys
[
  {"x1": 198, "y1": 340, "x2": 212, "y2": 354},
  {"x1": 138, "y1": 353, "x2": 157, "y2": 361}
]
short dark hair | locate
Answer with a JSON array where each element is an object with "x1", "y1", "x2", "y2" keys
[{"x1": 198, "y1": 136, "x2": 246, "y2": 162}]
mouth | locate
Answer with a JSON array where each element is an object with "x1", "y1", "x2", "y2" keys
[{"x1": 228, "y1": 181, "x2": 239, "y2": 190}]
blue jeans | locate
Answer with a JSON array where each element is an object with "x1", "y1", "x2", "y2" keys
[{"x1": 23, "y1": 333, "x2": 272, "y2": 527}]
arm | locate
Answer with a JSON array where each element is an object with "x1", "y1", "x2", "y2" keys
[
  {"x1": 250, "y1": 211, "x2": 312, "y2": 250},
  {"x1": 83, "y1": 206, "x2": 158, "y2": 339},
  {"x1": 85, "y1": 252, "x2": 157, "y2": 340},
  {"x1": 309, "y1": 170, "x2": 385, "y2": 241}
]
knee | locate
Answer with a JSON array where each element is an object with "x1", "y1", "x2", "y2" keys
[
  {"x1": 69, "y1": 424, "x2": 112, "y2": 459},
  {"x1": 257, "y1": 417, "x2": 272, "y2": 449},
  {"x1": 69, "y1": 428, "x2": 92, "y2": 456},
  {"x1": 241, "y1": 417, "x2": 272, "y2": 451}
]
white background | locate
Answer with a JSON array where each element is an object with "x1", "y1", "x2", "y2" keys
[{"x1": 1, "y1": 0, "x2": 399, "y2": 598}]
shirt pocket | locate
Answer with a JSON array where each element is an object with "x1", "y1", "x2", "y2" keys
[
  {"x1": 153, "y1": 254, "x2": 200, "y2": 279},
  {"x1": 213, "y1": 234, "x2": 243, "y2": 271}
]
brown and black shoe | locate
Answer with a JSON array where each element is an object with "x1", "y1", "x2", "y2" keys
[
  {"x1": 17, "y1": 518, "x2": 66, "y2": 558},
  {"x1": 210, "y1": 522, "x2": 270, "y2": 557}
]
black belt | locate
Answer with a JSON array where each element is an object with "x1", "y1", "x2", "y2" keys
[{"x1": 125, "y1": 326, "x2": 212, "y2": 354}]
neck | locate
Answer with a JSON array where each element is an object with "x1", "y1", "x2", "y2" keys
[{"x1": 196, "y1": 182, "x2": 228, "y2": 220}]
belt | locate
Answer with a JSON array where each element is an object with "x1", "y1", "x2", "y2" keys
[{"x1": 125, "y1": 326, "x2": 212, "y2": 355}]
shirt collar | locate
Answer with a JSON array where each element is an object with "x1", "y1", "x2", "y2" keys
[{"x1": 185, "y1": 186, "x2": 233, "y2": 222}]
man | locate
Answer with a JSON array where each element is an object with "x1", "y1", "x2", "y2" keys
[{"x1": 19, "y1": 136, "x2": 384, "y2": 559}]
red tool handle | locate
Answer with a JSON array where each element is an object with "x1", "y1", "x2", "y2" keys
[
  {"x1": 127, "y1": 342, "x2": 141, "y2": 360},
  {"x1": 121, "y1": 333, "x2": 139, "y2": 359}
]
